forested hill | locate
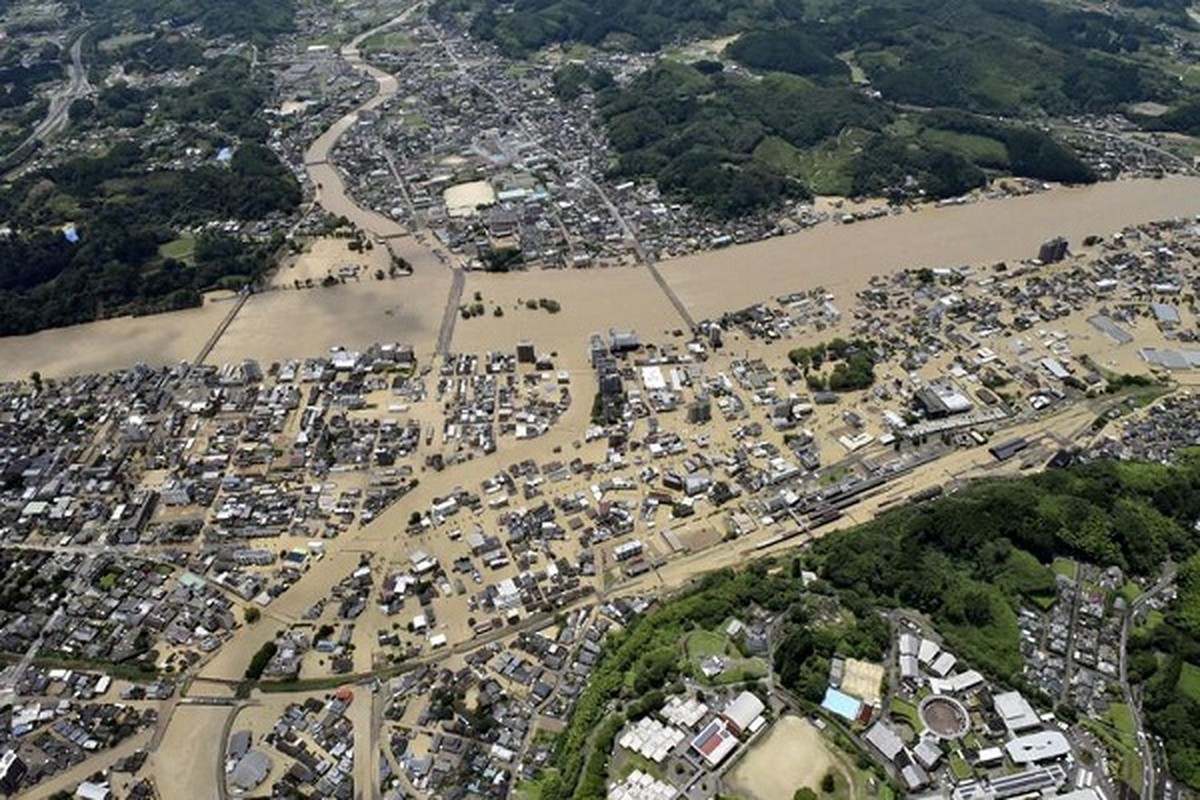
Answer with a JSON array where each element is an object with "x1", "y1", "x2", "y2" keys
[
  {"x1": 454, "y1": 0, "x2": 1196, "y2": 217},
  {"x1": 0, "y1": 137, "x2": 300, "y2": 336},
  {"x1": 0, "y1": 0, "x2": 300, "y2": 335},
  {"x1": 588, "y1": 62, "x2": 1097, "y2": 217},
  {"x1": 467, "y1": 0, "x2": 1188, "y2": 116},
  {"x1": 809, "y1": 455, "x2": 1200, "y2": 788},
  {"x1": 78, "y1": 0, "x2": 296, "y2": 43}
]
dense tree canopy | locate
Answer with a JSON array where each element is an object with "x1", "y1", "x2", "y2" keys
[
  {"x1": 586, "y1": 62, "x2": 1095, "y2": 215},
  {"x1": 0, "y1": 138, "x2": 298, "y2": 334},
  {"x1": 78, "y1": 0, "x2": 295, "y2": 44},
  {"x1": 0, "y1": 11, "x2": 299, "y2": 336},
  {"x1": 725, "y1": 26, "x2": 848, "y2": 80},
  {"x1": 462, "y1": 0, "x2": 1184, "y2": 117}
]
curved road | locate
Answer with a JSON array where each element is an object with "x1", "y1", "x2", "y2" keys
[{"x1": 2, "y1": 29, "x2": 92, "y2": 170}]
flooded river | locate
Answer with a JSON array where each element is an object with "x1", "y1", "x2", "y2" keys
[
  {"x1": 3, "y1": 1, "x2": 1199, "y2": 384},
  {"x1": 661, "y1": 175, "x2": 1200, "y2": 319},
  {"x1": 302, "y1": 2, "x2": 446, "y2": 276},
  {"x1": 3, "y1": 176, "x2": 1199, "y2": 381}
]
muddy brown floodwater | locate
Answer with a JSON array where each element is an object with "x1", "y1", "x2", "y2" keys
[{"x1": 660, "y1": 176, "x2": 1200, "y2": 320}]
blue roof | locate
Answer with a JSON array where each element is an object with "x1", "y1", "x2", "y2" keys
[{"x1": 821, "y1": 687, "x2": 864, "y2": 721}]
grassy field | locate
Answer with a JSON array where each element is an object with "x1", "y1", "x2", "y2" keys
[
  {"x1": 1029, "y1": 593, "x2": 1057, "y2": 611},
  {"x1": 1084, "y1": 703, "x2": 1144, "y2": 789},
  {"x1": 298, "y1": 32, "x2": 347, "y2": 49},
  {"x1": 361, "y1": 30, "x2": 415, "y2": 53},
  {"x1": 1085, "y1": 721, "x2": 1143, "y2": 788},
  {"x1": 97, "y1": 32, "x2": 153, "y2": 52},
  {"x1": 1107, "y1": 703, "x2": 1137, "y2": 739},
  {"x1": 684, "y1": 629, "x2": 728, "y2": 658},
  {"x1": 680, "y1": 628, "x2": 768, "y2": 684},
  {"x1": 837, "y1": 50, "x2": 868, "y2": 84},
  {"x1": 609, "y1": 746, "x2": 663, "y2": 781},
  {"x1": 1051, "y1": 557, "x2": 1078, "y2": 580},
  {"x1": 752, "y1": 132, "x2": 864, "y2": 197},
  {"x1": 1179, "y1": 662, "x2": 1200, "y2": 702},
  {"x1": 920, "y1": 129, "x2": 1009, "y2": 166},
  {"x1": 819, "y1": 464, "x2": 854, "y2": 486},
  {"x1": 949, "y1": 751, "x2": 973, "y2": 781},
  {"x1": 1139, "y1": 609, "x2": 1165, "y2": 631},
  {"x1": 159, "y1": 234, "x2": 196, "y2": 263},
  {"x1": 799, "y1": 130, "x2": 874, "y2": 197},
  {"x1": 1119, "y1": 580, "x2": 1143, "y2": 604},
  {"x1": 889, "y1": 697, "x2": 922, "y2": 731}
]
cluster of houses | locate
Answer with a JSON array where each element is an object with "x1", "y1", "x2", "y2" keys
[
  {"x1": 0, "y1": 686, "x2": 154, "y2": 796},
  {"x1": 1019, "y1": 562, "x2": 1129, "y2": 712},
  {"x1": 1092, "y1": 392, "x2": 1200, "y2": 463},
  {"x1": 0, "y1": 547, "x2": 240, "y2": 678},
  {"x1": 237, "y1": 689, "x2": 357, "y2": 798},
  {"x1": 369, "y1": 602, "x2": 652, "y2": 797},
  {"x1": 434, "y1": 351, "x2": 572, "y2": 458}
]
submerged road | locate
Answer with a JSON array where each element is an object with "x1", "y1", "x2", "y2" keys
[
  {"x1": 192, "y1": 288, "x2": 252, "y2": 367},
  {"x1": 436, "y1": 267, "x2": 466, "y2": 356}
]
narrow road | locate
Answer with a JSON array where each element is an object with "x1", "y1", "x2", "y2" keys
[
  {"x1": 382, "y1": 151, "x2": 418, "y2": 231},
  {"x1": 1120, "y1": 567, "x2": 1176, "y2": 800},
  {"x1": 1059, "y1": 573, "x2": 1085, "y2": 704}
]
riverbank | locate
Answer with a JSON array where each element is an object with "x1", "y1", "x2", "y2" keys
[
  {"x1": 660, "y1": 175, "x2": 1200, "y2": 321},
  {"x1": 1, "y1": 176, "x2": 1198, "y2": 382}
]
